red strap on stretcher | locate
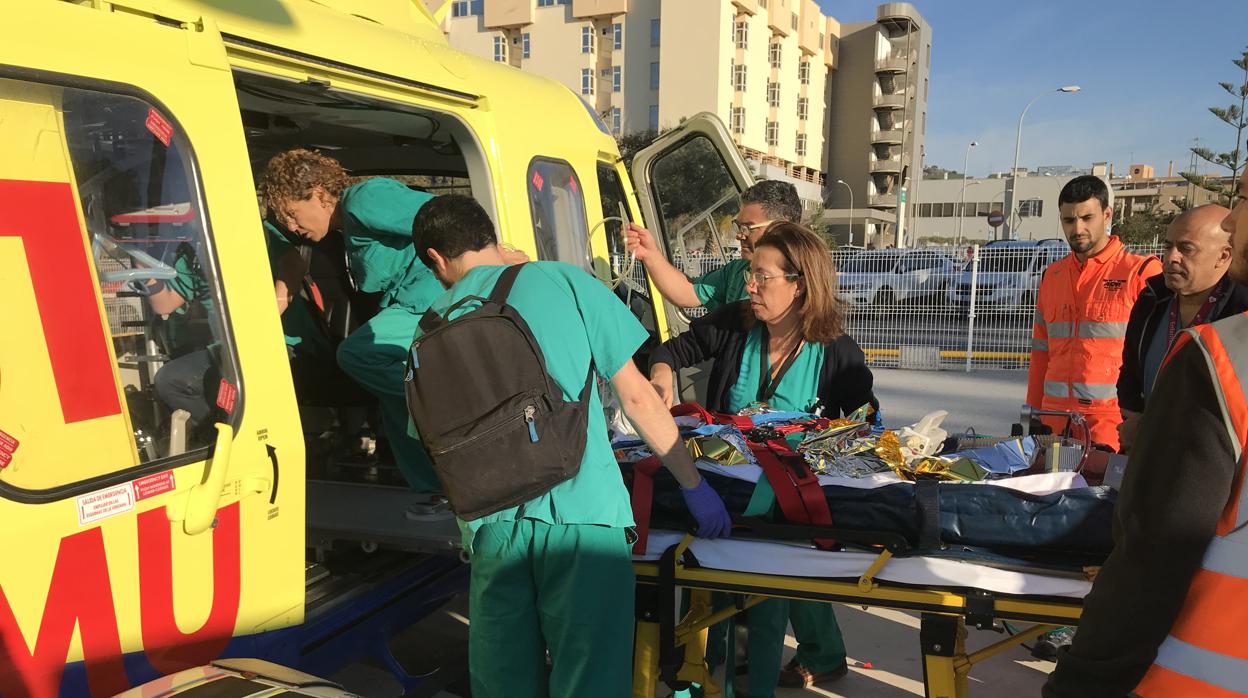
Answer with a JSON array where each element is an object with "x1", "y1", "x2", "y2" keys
[
  {"x1": 751, "y1": 440, "x2": 836, "y2": 550},
  {"x1": 629, "y1": 404, "x2": 836, "y2": 554}
]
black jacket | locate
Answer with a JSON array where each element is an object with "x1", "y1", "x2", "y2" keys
[
  {"x1": 1117, "y1": 273, "x2": 1248, "y2": 412},
  {"x1": 1044, "y1": 335, "x2": 1238, "y2": 697},
  {"x1": 648, "y1": 301, "x2": 877, "y2": 417}
]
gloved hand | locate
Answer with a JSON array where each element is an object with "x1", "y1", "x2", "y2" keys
[{"x1": 680, "y1": 476, "x2": 732, "y2": 538}]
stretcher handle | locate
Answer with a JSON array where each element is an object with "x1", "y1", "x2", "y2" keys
[{"x1": 733, "y1": 516, "x2": 909, "y2": 555}]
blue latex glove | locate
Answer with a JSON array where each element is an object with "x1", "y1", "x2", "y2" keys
[{"x1": 680, "y1": 477, "x2": 732, "y2": 538}]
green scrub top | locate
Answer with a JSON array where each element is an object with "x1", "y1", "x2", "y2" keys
[
  {"x1": 413, "y1": 262, "x2": 649, "y2": 551},
  {"x1": 264, "y1": 221, "x2": 332, "y2": 359},
  {"x1": 725, "y1": 324, "x2": 826, "y2": 414},
  {"x1": 339, "y1": 178, "x2": 441, "y2": 313},
  {"x1": 693, "y1": 258, "x2": 750, "y2": 310},
  {"x1": 163, "y1": 242, "x2": 214, "y2": 355}
]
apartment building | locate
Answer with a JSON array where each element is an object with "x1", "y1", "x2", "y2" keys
[
  {"x1": 433, "y1": 0, "x2": 839, "y2": 218},
  {"x1": 821, "y1": 3, "x2": 929, "y2": 248},
  {"x1": 910, "y1": 176, "x2": 1073, "y2": 245}
]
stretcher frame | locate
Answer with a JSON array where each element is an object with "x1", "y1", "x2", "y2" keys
[{"x1": 632, "y1": 535, "x2": 1084, "y2": 698}]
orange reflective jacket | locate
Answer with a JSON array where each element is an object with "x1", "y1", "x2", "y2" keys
[
  {"x1": 1134, "y1": 312, "x2": 1248, "y2": 696},
  {"x1": 1026, "y1": 237, "x2": 1161, "y2": 450}
]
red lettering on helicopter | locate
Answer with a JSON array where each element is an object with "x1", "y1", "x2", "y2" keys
[
  {"x1": 0, "y1": 503, "x2": 241, "y2": 696},
  {"x1": 0, "y1": 179, "x2": 121, "y2": 424}
]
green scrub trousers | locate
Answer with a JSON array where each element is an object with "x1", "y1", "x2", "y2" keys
[{"x1": 468, "y1": 519, "x2": 635, "y2": 698}]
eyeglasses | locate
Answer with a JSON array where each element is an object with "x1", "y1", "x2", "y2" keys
[
  {"x1": 732, "y1": 219, "x2": 774, "y2": 235},
  {"x1": 743, "y1": 269, "x2": 802, "y2": 287}
]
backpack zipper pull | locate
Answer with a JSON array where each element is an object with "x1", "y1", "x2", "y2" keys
[{"x1": 525, "y1": 405, "x2": 539, "y2": 443}]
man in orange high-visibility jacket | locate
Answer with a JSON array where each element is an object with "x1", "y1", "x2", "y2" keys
[
  {"x1": 1027, "y1": 175, "x2": 1161, "y2": 451},
  {"x1": 1043, "y1": 177, "x2": 1248, "y2": 697}
]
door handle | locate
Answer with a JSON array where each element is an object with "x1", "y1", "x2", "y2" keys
[{"x1": 169, "y1": 423, "x2": 234, "y2": 535}]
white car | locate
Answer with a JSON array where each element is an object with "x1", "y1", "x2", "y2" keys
[
  {"x1": 836, "y1": 249, "x2": 958, "y2": 306},
  {"x1": 946, "y1": 240, "x2": 1068, "y2": 310}
]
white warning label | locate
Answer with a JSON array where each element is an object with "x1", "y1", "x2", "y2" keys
[{"x1": 77, "y1": 483, "x2": 136, "y2": 526}]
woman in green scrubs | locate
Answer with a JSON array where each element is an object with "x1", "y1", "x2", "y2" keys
[{"x1": 648, "y1": 222, "x2": 878, "y2": 696}]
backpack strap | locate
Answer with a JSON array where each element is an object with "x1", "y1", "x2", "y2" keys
[
  {"x1": 488, "y1": 262, "x2": 526, "y2": 304},
  {"x1": 418, "y1": 307, "x2": 446, "y2": 333}
]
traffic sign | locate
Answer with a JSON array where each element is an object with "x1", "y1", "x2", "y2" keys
[{"x1": 987, "y1": 211, "x2": 1005, "y2": 227}]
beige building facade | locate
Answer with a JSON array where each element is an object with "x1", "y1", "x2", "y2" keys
[{"x1": 432, "y1": 0, "x2": 839, "y2": 217}]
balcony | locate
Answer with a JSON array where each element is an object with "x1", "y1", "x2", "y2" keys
[
  {"x1": 572, "y1": 0, "x2": 629, "y2": 18},
  {"x1": 869, "y1": 158, "x2": 902, "y2": 173},
  {"x1": 874, "y1": 55, "x2": 908, "y2": 73},
  {"x1": 873, "y1": 92, "x2": 905, "y2": 109},
  {"x1": 871, "y1": 129, "x2": 903, "y2": 145},
  {"x1": 870, "y1": 193, "x2": 898, "y2": 208}
]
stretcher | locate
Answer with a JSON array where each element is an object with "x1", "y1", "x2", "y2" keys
[{"x1": 631, "y1": 531, "x2": 1087, "y2": 698}]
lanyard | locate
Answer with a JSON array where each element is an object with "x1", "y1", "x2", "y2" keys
[
  {"x1": 1167, "y1": 280, "x2": 1224, "y2": 346},
  {"x1": 757, "y1": 328, "x2": 805, "y2": 403}
]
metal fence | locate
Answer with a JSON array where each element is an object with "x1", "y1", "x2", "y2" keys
[{"x1": 614, "y1": 242, "x2": 1165, "y2": 371}]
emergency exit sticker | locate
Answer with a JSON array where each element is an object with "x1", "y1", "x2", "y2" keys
[
  {"x1": 0, "y1": 428, "x2": 17, "y2": 469},
  {"x1": 77, "y1": 483, "x2": 136, "y2": 526},
  {"x1": 134, "y1": 470, "x2": 176, "y2": 501},
  {"x1": 145, "y1": 107, "x2": 173, "y2": 147},
  {"x1": 216, "y1": 379, "x2": 237, "y2": 414}
]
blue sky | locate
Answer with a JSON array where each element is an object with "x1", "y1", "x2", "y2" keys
[{"x1": 816, "y1": 0, "x2": 1248, "y2": 177}]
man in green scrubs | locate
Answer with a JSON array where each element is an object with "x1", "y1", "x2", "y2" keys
[
  {"x1": 410, "y1": 195, "x2": 731, "y2": 698},
  {"x1": 260, "y1": 149, "x2": 466, "y2": 490},
  {"x1": 624, "y1": 180, "x2": 804, "y2": 310}
]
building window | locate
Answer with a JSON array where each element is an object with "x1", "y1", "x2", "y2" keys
[
  {"x1": 581, "y1": 68, "x2": 594, "y2": 95},
  {"x1": 451, "y1": 1, "x2": 468, "y2": 17},
  {"x1": 611, "y1": 107, "x2": 621, "y2": 135},
  {"x1": 766, "y1": 80, "x2": 780, "y2": 107},
  {"x1": 769, "y1": 40, "x2": 782, "y2": 69},
  {"x1": 650, "y1": 61, "x2": 660, "y2": 90},
  {"x1": 732, "y1": 64, "x2": 747, "y2": 92},
  {"x1": 582, "y1": 26, "x2": 594, "y2": 54},
  {"x1": 796, "y1": 133, "x2": 807, "y2": 156},
  {"x1": 731, "y1": 107, "x2": 746, "y2": 134},
  {"x1": 819, "y1": 32, "x2": 825, "y2": 49},
  {"x1": 522, "y1": 33, "x2": 531, "y2": 59},
  {"x1": 1019, "y1": 199, "x2": 1044, "y2": 217},
  {"x1": 734, "y1": 21, "x2": 748, "y2": 49},
  {"x1": 651, "y1": 18, "x2": 661, "y2": 47},
  {"x1": 493, "y1": 36, "x2": 507, "y2": 62},
  {"x1": 799, "y1": 59, "x2": 810, "y2": 84},
  {"x1": 919, "y1": 203, "x2": 932, "y2": 217},
  {"x1": 470, "y1": 0, "x2": 483, "y2": 14},
  {"x1": 759, "y1": 0, "x2": 767, "y2": 7},
  {"x1": 649, "y1": 104, "x2": 659, "y2": 130},
  {"x1": 797, "y1": 97, "x2": 808, "y2": 121},
  {"x1": 766, "y1": 120, "x2": 779, "y2": 146},
  {"x1": 537, "y1": 0, "x2": 555, "y2": 6},
  {"x1": 612, "y1": 65, "x2": 622, "y2": 92},
  {"x1": 790, "y1": 12, "x2": 798, "y2": 31},
  {"x1": 613, "y1": 22, "x2": 623, "y2": 50}
]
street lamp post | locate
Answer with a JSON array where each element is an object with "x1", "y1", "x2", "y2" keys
[
  {"x1": 1004, "y1": 85, "x2": 1080, "y2": 240},
  {"x1": 836, "y1": 179, "x2": 854, "y2": 246},
  {"x1": 956, "y1": 141, "x2": 977, "y2": 246}
]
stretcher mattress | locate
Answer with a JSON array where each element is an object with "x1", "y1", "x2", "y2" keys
[{"x1": 637, "y1": 530, "x2": 1093, "y2": 599}]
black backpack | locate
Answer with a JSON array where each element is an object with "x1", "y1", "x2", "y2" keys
[{"x1": 404, "y1": 263, "x2": 592, "y2": 520}]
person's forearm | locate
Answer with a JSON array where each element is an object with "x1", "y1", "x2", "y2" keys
[
  {"x1": 643, "y1": 255, "x2": 702, "y2": 308},
  {"x1": 620, "y1": 382, "x2": 700, "y2": 488},
  {"x1": 650, "y1": 362, "x2": 673, "y2": 384}
]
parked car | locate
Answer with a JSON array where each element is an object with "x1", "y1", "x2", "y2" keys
[
  {"x1": 946, "y1": 239, "x2": 1068, "y2": 309},
  {"x1": 836, "y1": 249, "x2": 958, "y2": 306}
]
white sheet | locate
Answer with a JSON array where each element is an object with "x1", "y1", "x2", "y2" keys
[{"x1": 638, "y1": 530, "x2": 1093, "y2": 599}]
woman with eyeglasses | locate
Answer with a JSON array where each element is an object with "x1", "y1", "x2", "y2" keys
[{"x1": 648, "y1": 222, "x2": 877, "y2": 696}]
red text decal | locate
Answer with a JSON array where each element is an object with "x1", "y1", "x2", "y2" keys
[{"x1": 144, "y1": 108, "x2": 173, "y2": 147}]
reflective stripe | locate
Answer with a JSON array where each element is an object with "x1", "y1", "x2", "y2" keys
[
  {"x1": 1031, "y1": 338, "x2": 1048, "y2": 352},
  {"x1": 1078, "y1": 321, "x2": 1128, "y2": 339},
  {"x1": 1201, "y1": 536, "x2": 1248, "y2": 579},
  {"x1": 1046, "y1": 322, "x2": 1073, "y2": 338},
  {"x1": 1153, "y1": 635, "x2": 1248, "y2": 694},
  {"x1": 1044, "y1": 381, "x2": 1068, "y2": 398},
  {"x1": 1070, "y1": 382, "x2": 1118, "y2": 401},
  {"x1": 1033, "y1": 310, "x2": 1045, "y2": 328}
]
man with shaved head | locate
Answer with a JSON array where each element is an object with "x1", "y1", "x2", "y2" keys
[{"x1": 1116, "y1": 203, "x2": 1248, "y2": 452}]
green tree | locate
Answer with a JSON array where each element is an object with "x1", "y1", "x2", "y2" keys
[
  {"x1": 1182, "y1": 47, "x2": 1248, "y2": 205},
  {"x1": 1114, "y1": 209, "x2": 1175, "y2": 246}
]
